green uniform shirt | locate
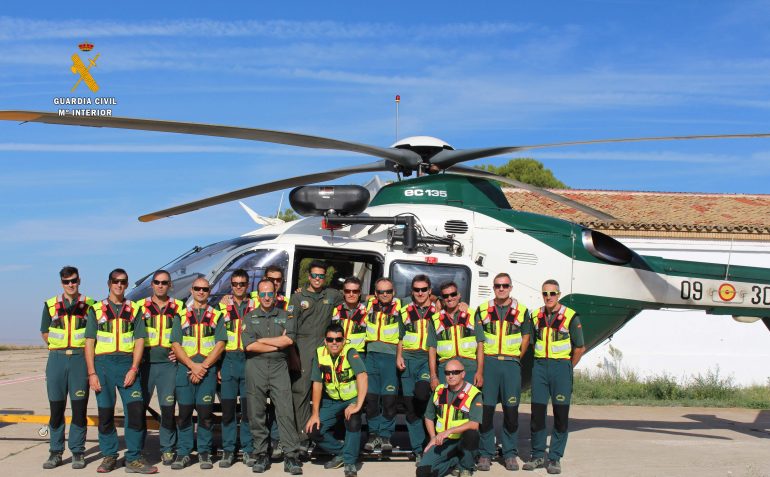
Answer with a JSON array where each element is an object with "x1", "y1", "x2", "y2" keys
[
  {"x1": 310, "y1": 347, "x2": 367, "y2": 382},
  {"x1": 142, "y1": 298, "x2": 185, "y2": 363},
  {"x1": 425, "y1": 383, "x2": 483, "y2": 424},
  {"x1": 425, "y1": 308, "x2": 486, "y2": 348},
  {"x1": 288, "y1": 288, "x2": 343, "y2": 349},
  {"x1": 365, "y1": 299, "x2": 400, "y2": 355},
  {"x1": 536, "y1": 309, "x2": 585, "y2": 348},
  {"x1": 242, "y1": 306, "x2": 296, "y2": 360},
  {"x1": 84, "y1": 300, "x2": 148, "y2": 350},
  {"x1": 170, "y1": 306, "x2": 227, "y2": 363}
]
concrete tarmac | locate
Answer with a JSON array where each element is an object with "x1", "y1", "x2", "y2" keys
[{"x1": 1, "y1": 349, "x2": 768, "y2": 477}]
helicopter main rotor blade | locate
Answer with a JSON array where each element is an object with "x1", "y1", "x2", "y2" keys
[
  {"x1": 447, "y1": 165, "x2": 618, "y2": 222},
  {"x1": 139, "y1": 160, "x2": 395, "y2": 222},
  {"x1": 430, "y1": 132, "x2": 770, "y2": 169},
  {"x1": 0, "y1": 111, "x2": 423, "y2": 169}
]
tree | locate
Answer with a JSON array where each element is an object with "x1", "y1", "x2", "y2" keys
[
  {"x1": 478, "y1": 158, "x2": 568, "y2": 189},
  {"x1": 277, "y1": 208, "x2": 299, "y2": 222}
]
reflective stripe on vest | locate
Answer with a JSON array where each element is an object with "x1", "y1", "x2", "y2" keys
[
  {"x1": 332, "y1": 303, "x2": 368, "y2": 352},
  {"x1": 364, "y1": 297, "x2": 402, "y2": 345},
  {"x1": 400, "y1": 303, "x2": 437, "y2": 352},
  {"x1": 141, "y1": 298, "x2": 185, "y2": 348},
  {"x1": 433, "y1": 382, "x2": 481, "y2": 439},
  {"x1": 46, "y1": 294, "x2": 93, "y2": 350},
  {"x1": 432, "y1": 308, "x2": 477, "y2": 362},
  {"x1": 316, "y1": 344, "x2": 358, "y2": 401},
  {"x1": 220, "y1": 298, "x2": 256, "y2": 352},
  {"x1": 93, "y1": 300, "x2": 140, "y2": 355},
  {"x1": 533, "y1": 305, "x2": 575, "y2": 360},
  {"x1": 479, "y1": 300, "x2": 528, "y2": 357},
  {"x1": 181, "y1": 306, "x2": 221, "y2": 357}
]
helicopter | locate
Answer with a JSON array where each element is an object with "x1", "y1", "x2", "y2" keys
[{"x1": 2, "y1": 110, "x2": 770, "y2": 375}]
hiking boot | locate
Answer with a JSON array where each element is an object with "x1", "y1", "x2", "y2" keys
[
  {"x1": 43, "y1": 452, "x2": 63, "y2": 470},
  {"x1": 243, "y1": 453, "x2": 257, "y2": 467},
  {"x1": 199, "y1": 452, "x2": 213, "y2": 470},
  {"x1": 380, "y1": 436, "x2": 393, "y2": 453},
  {"x1": 522, "y1": 457, "x2": 546, "y2": 471},
  {"x1": 170, "y1": 455, "x2": 191, "y2": 470},
  {"x1": 219, "y1": 451, "x2": 235, "y2": 468},
  {"x1": 72, "y1": 453, "x2": 86, "y2": 469},
  {"x1": 161, "y1": 452, "x2": 175, "y2": 466},
  {"x1": 504, "y1": 457, "x2": 519, "y2": 471},
  {"x1": 252, "y1": 454, "x2": 269, "y2": 473},
  {"x1": 476, "y1": 456, "x2": 492, "y2": 471},
  {"x1": 125, "y1": 458, "x2": 158, "y2": 474},
  {"x1": 343, "y1": 463, "x2": 358, "y2": 477},
  {"x1": 460, "y1": 469, "x2": 474, "y2": 477},
  {"x1": 298, "y1": 441, "x2": 312, "y2": 460},
  {"x1": 324, "y1": 456, "x2": 345, "y2": 469},
  {"x1": 284, "y1": 457, "x2": 303, "y2": 475},
  {"x1": 271, "y1": 440, "x2": 284, "y2": 460},
  {"x1": 546, "y1": 460, "x2": 561, "y2": 475},
  {"x1": 413, "y1": 452, "x2": 423, "y2": 466},
  {"x1": 363, "y1": 435, "x2": 380, "y2": 452},
  {"x1": 97, "y1": 456, "x2": 118, "y2": 473},
  {"x1": 450, "y1": 467, "x2": 460, "y2": 476}
]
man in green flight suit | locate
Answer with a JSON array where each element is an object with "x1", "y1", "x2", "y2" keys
[
  {"x1": 170, "y1": 278, "x2": 226, "y2": 470},
  {"x1": 287, "y1": 261, "x2": 343, "y2": 454},
  {"x1": 41, "y1": 266, "x2": 94, "y2": 470},
  {"x1": 305, "y1": 323, "x2": 367, "y2": 477},
  {"x1": 522, "y1": 279, "x2": 585, "y2": 475},
  {"x1": 84, "y1": 268, "x2": 156, "y2": 474}
]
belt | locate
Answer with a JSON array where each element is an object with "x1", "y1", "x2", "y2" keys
[{"x1": 51, "y1": 349, "x2": 84, "y2": 355}]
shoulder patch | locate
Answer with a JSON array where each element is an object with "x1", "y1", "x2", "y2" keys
[
  {"x1": 287, "y1": 305, "x2": 294, "y2": 312},
  {"x1": 300, "y1": 300, "x2": 310, "y2": 310}
]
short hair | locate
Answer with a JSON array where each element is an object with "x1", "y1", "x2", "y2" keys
[
  {"x1": 308, "y1": 260, "x2": 328, "y2": 273},
  {"x1": 374, "y1": 277, "x2": 393, "y2": 288},
  {"x1": 325, "y1": 322, "x2": 345, "y2": 336},
  {"x1": 152, "y1": 269, "x2": 170, "y2": 280},
  {"x1": 108, "y1": 268, "x2": 128, "y2": 281},
  {"x1": 59, "y1": 266, "x2": 79, "y2": 279},
  {"x1": 411, "y1": 274, "x2": 431, "y2": 287},
  {"x1": 439, "y1": 280, "x2": 458, "y2": 292},
  {"x1": 257, "y1": 279, "x2": 276, "y2": 291},
  {"x1": 494, "y1": 272, "x2": 511, "y2": 282},
  {"x1": 343, "y1": 276, "x2": 362, "y2": 288},
  {"x1": 542, "y1": 279, "x2": 560, "y2": 290},
  {"x1": 231, "y1": 268, "x2": 249, "y2": 281},
  {"x1": 265, "y1": 265, "x2": 284, "y2": 277}
]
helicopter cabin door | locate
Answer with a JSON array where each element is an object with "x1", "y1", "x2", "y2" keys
[{"x1": 291, "y1": 246, "x2": 384, "y2": 295}]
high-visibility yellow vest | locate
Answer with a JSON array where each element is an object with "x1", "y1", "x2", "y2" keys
[
  {"x1": 364, "y1": 297, "x2": 402, "y2": 345},
  {"x1": 332, "y1": 303, "x2": 368, "y2": 352},
  {"x1": 219, "y1": 298, "x2": 256, "y2": 352},
  {"x1": 400, "y1": 303, "x2": 438, "y2": 352},
  {"x1": 316, "y1": 344, "x2": 358, "y2": 401},
  {"x1": 45, "y1": 294, "x2": 94, "y2": 350},
  {"x1": 251, "y1": 292, "x2": 289, "y2": 311},
  {"x1": 141, "y1": 297, "x2": 185, "y2": 349},
  {"x1": 433, "y1": 382, "x2": 481, "y2": 439},
  {"x1": 432, "y1": 308, "x2": 478, "y2": 362},
  {"x1": 478, "y1": 300, "x2": 528, "y2": 357},
  {"x1": 93, "y1": 300, "x2": 142, "y2": 355},
  {"x1": 533, "y1": 305, "x2": 576, "y2": 360},
  {"x1": 180, "y1": 306, "x2": 222, "y2": 357}
]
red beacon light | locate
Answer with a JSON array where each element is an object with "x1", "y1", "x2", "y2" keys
[{"x1": 425, "y1": 257, "x2": 438, "y2": 264}]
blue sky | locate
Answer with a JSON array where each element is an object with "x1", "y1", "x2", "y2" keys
[{"x1": 3, "y1": 1, "x2": 770, "y2": 343}]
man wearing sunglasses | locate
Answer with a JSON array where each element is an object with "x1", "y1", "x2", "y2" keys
[
  {"x1": 417, "y1": 359, "x2": 481, "y2": 477},
  {"x1": 476, "y1": 273, "x2": 532, "y2": 472},
  {"x1": 170, "y1": 278, "x2": 226, "y2": 470},
  {"x1": 362, "y1": 277, "x2": 401, "y2": 453},
  {"x1": 138, "y1": 270, "x2": 186, "y2": 467},
  {"x1": 41, "y1": 266, "x2": 94, "y2": 470},
  {"x1": 305, "y1": 323, "x2": 368, "y2": 477},
  {"x1": 397, "y1": 274, "x2": 440, "y2": 463},
  {"x1": 217, "y1": 269, "x2": 257, "y2": 468},
  {"x1": 332, "y1": 277, "x2": 368, "y2": 354},
  {"x1": 243, "y1": 279, "x2": 302, "y2": 475},
  {"x1": 287, "y1": 261, "x2": 343, "y2": 456},
  {"x1": 84, "y1": 268, "x2": 155, "y2": 474},
  {"x1": 522, "y1": 280, "x2": 585, "y2": 475}
]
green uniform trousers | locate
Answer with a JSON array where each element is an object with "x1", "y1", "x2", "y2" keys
[
  {"x1": 364, "y1": 351, "x2": 398, "y2": 439},
  {"x1": 94, "y1": 354, "x2": 146, "y2": 461},
  {"x1": 438, "y1": 357, "x2": 478, "y2": 383},
  {"x1": 140, "y1": 359, "x2": 177, "y2": 453},
  {"x1": 401, "y1": 353, "x2": 430, "y2": 453},
  {"x1": 221, "y1": 351, "x2": 252, "y2": 453},
  {"x1": 247, "y1": 357, "x2": 300, "y2": 457},
  {"x1": 530, "y1": 359, "x2": 573, "y2": 461},
  {"x1": 176, "y1": 361, "x2": 217, "y2": 456},
  {"x1": 417, "y1": 431, "x2": 479, "y2": 477},
  {"x1": 480, "y1": 356, "x2": 522, "y2": 459},
  {"x1": 309, "y1": 398, "x2": 362, "y2": 465},
  {"x1": 46, "y1": 349, "x2": 89, "y2": 454}
]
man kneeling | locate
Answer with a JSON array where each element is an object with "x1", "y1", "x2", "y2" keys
[
  {"x1": 417, "y1": 360, "x2": 481, "y2": 477},
  {"x1": 305, "y1": 323, "x2": 367, "y2": 477}
]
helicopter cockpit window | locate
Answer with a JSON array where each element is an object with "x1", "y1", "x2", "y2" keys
[
  {"x1": 209, "y1": 249, "x2": 290, "y2": 303},
  {"x1": 389, "y1": 261, "x2": 471, "y2": 303}
]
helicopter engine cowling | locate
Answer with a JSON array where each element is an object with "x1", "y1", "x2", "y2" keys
[{"x1": 289, "y1": 185, "x2": 370, "y2": 217}]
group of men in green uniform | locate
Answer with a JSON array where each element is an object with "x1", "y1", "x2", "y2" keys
[{"x1": 41, "y1": 262, "x2": 585, "y2": 476}]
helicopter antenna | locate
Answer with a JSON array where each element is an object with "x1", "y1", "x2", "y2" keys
[
  {"x1": 275, "y1": 192, "x2": 284, "y2": 218},
  {"x1": 395, "y1": 94, "x2": 400, "y2": 141}
]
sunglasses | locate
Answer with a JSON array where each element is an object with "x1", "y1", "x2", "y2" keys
[
  {"x1": 325, "y1": 336, "x2": 345, "y2": 343},
  {"x1": 153, "y1": 280, "x2": 170, "y2": 286},
  {"x1": 192, "y1": 286, "x2": 210, "y2": 292},
  {"x1": 445, "y1": 369, "x2": 464, "y2": 376},
  {"x1": 542, "y1": 291, "x2": 560, "y2": 297},
  {"x1": 231, "y1": 281, "x2": 248, "y2": 287},
  {"x1": 110, "y1": 279, "x2": 128, "y2": 286},
  {"x1": 258, "y1": 291, "x2": 275, "y2": 298},
  {"x1": 412, "y1": 286, "x2": 430, "y2": 293},
  {"x1": 493, "y1": 283, "x2": 511, "y2": 289},
  {"x1": 441, "y1": 291, "x2": 459, "y2": 299},
  {"x1": 310, "y1": 273, "x2": 326, "y2": 279},
  {"x1": 266, "y1": 276, "x2": 283, "y2": 283},
  {"x1": 61, "y1": 278, "x2": 79, "y2": 285},
  {"x1": 343, "y1": 288, "x2": 361, "y2": 295},
  {"x1": 376, "y1": 289, "x2": 394, "y2": 295}
]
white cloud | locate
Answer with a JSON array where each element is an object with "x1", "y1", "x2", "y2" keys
[{"x1": 0, "y1": 264, "x2": 31, "y2": 272}]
